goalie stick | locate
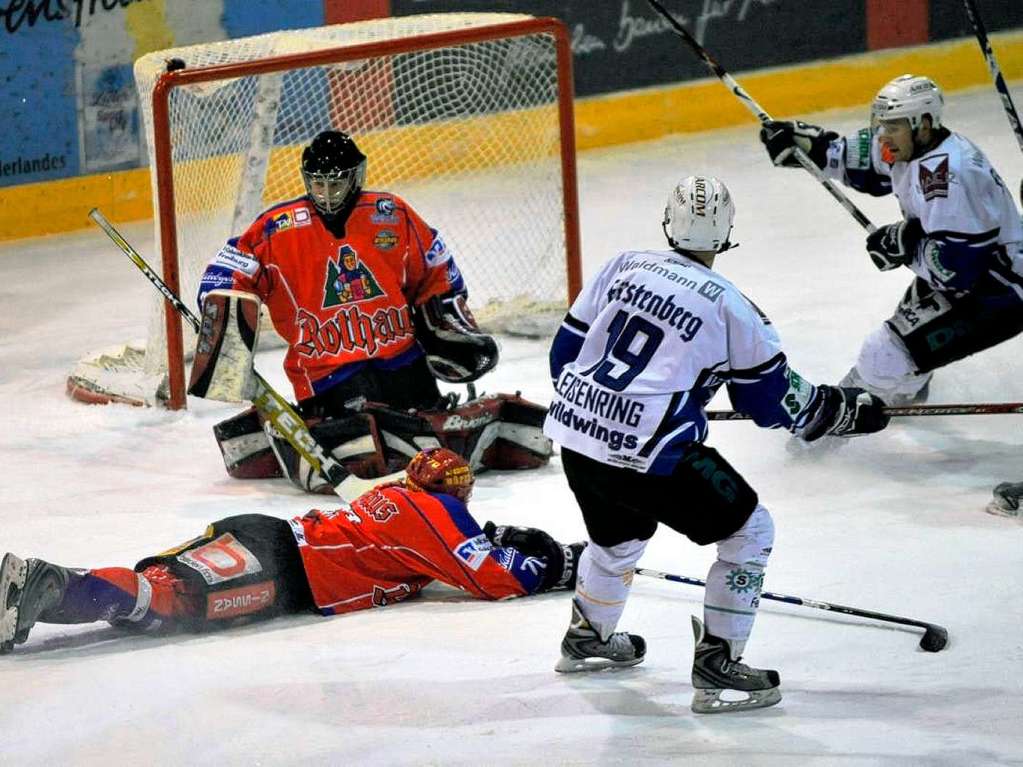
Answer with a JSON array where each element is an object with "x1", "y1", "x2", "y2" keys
[
  {"x1": 706, "y1": 401, "x2": 1023, "y2": 420},
  {"x1": 643, "y1": 0, "x2": 876, "y2": 233},
  {"x1": 961, "y1": 0, "x2": 1023, "y2": 204},
  {"x1": 88, "y1": 208, "x2": 403, "y2": 503},
  {"x1": 635, "y1": 567, "x2": 949, "y2": 652}
]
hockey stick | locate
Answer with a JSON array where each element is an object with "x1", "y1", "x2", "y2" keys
[
  {"x1": 962, "y1": 0, "x2": 1023, "y2": 204},
  {"x1": 635, "y1": 567, "x2": 949, "y2": 652},
  {"x1": 88, "y1": 208, "x2": 403, "y2": 503},
  {"x1": 644, "y1": 0, "x2": 876, "y2": 233},
  {"x1": 707, "y1": 401, "x2": 1023, "y2": 420},
  {"x1": 963, "y1": 0, "x2": 1023, "y2": 153}
]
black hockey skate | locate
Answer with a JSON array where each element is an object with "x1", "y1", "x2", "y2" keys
[
  {"x1": 554, "y1": 600, "x2": 646, "y2": 673},
  {"x1": 0, "y1": 554, "x2": 71, "y2": 654},
  {"x1": 690, "y1": 616, "x2": 780, "y2": 713},
  {"x1": 987, "y1": 482, "x2": 1023, "y2": 519}
]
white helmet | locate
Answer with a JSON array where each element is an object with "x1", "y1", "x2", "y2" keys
[
  {"x1": 871, "y1": 74, "x2": 943, "y2": 131},
  {"x1": 663, "y1": 176, "x2": 735, "y2": 253}
]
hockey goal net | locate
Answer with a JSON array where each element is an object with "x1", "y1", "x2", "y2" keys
[{"x1": 68, "y1": 13, "x2": 580, "y2": 409}]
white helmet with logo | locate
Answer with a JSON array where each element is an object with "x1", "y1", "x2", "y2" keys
[
  {"x1": 663, "y1": 175, "x2": 735, "y2": 253},
  {"x1": 871, "y1": 74, "x2": 944, "y2": 131}
]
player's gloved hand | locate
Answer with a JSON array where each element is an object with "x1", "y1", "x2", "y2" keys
[
  {"x1": 483, "y1": 522, "x2": 585, "y2": 591},
  {"x1": 801, "y1": 385, "x2": 889, "y2": 442},
  {"x1": 759, "y1": 120, "x2": 836, "y2": 169},
  {"x1": 866, "y1": 218, "x2": 923, "y2": 271}
]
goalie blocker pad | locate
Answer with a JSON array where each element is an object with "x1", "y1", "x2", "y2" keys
[
  {"x1": 187, "y1": 289, "x2": 261, "y2": 403},
  {"x1": 212, "y1": 393, "x2": 553, "y2": 494}
]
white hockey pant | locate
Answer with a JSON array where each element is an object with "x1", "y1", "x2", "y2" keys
[
  {"x1": 844, "y1": 325, "x2": 931, "y2": 402},
  {"x1": 573, "y1": 538, "x2": 647, "y2": 642},
  {"x1": 704, "y1": 504, "x2": 775, "y2": 660}
]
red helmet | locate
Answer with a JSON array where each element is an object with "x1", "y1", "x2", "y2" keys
[{"x1": 405, "y1": 448, "x2": 474, "y2": 502}]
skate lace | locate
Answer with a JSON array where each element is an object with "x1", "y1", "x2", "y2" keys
[{"x1": 721, "y1": 657, "x2": 758, "y2": 678}]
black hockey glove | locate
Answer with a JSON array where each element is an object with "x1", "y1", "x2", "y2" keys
[
  {"x1": 801, "y1": 385, "x2": 889, "y2": 442},
  {"x1": 414, "y1": 293, "x2": 498, "y2": 384},
  {"x1": 759, "y1": 120, "x2": 837, "y2": 169},
  {"x1": 866, "y1": 218, "x2": 923, "y2": 271},
  {"x1": 483, "y1": 522, "x2": 585, "y2": 592}
]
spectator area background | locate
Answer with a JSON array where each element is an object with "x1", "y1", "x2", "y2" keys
[{"x1": 0, "y1": 0, "x2": 1021, "y2": 240}]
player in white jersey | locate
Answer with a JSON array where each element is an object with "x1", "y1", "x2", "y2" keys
[
  {"x1": 544, "y1": 176, "x2": 889, "y2": 713},
  {"x1": 761, "y1": 74, "x2": 1023, "y2": 405}
]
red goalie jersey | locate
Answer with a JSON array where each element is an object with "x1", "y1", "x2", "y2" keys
[
  {"x1": 197, "y1": 191, "x2": 462, "y2": 400},
  {"x1": 290, "y1": 484, "x2": 545, "y2": 614}
]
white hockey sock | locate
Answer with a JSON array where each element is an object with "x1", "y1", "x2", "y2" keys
[
  {"x1": 574, "y1": 539, "x2": 647, "y2": 642},
  {"x1": 845, "y1": 326, "x2": 931, "y2": 401},
  {"x1": 704, "y1": 504, "x2": 774, "y2": 659}
]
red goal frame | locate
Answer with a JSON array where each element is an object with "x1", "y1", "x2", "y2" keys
[{"x1": 148, "y1": 17, "x2": 582, "y2": 409}]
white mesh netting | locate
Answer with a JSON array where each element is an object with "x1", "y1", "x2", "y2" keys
[{"x1": 129, "y1": 13, "x2": 575, "y2": 403}]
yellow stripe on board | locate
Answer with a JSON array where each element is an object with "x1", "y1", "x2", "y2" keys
[{"x1": 2, "y1": 31, "x2": 1021, "y2": 242}]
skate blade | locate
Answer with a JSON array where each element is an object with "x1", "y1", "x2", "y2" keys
[
  {"x1": 691, "y1": 686, "x2": 781, "y2": 714},
  {"x1": 985, "y1": 499, "x2": 1021, "y2": 519},
  {"x1": 0, "y1": 553, "x2": 27, "y2": 655},
  {"x1": 554, "y1": 654, "x2": 644, "y2": 673}
]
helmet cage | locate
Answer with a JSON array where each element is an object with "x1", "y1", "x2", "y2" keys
[{"x1": 302, "y1": 161, "x2": 366, "y2": 217}]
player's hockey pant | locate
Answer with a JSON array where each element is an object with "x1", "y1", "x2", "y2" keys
[
  {"x1": 883, "y1": 276, "x2": 1023, "y2": 375},
  {"x1": 37, "y1": 516, "x2": 314, "y2": 632},
  {"x1": 560, "y1": 443, "x2": 758, "y2": 547},
  {"x1": 134, "y1": 514, "x2": 315, "y2": 630}
]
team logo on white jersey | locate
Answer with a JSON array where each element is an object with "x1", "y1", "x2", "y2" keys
[{"x1": 919, "y1": 155, "x2": 950, "y2": 201}]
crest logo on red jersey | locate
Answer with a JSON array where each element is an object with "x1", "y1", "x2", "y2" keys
[
  {"x1": 919, "y1": 155, "x2": 950, "y2": 201},
  {"x1": 323, "y1": 245, "x2": 384, "y2": 307}
]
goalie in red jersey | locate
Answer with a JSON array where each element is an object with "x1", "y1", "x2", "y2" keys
[
  {"x1": 189, "y1": 130, "x2": 552, "y2": 493},
  {"x1": 0, "y1": 449, "x2": 583, "y2": 654}
]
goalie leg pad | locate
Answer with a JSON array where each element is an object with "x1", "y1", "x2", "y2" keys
[
  {"x1": 418, "y1": 393, "x2": 552, "y2": 470},
  {"x1": 213, "y1": 407, "x2": 282, "y2": 480},
  {"x1": 266, "y1": 413, "x2": 388, "y2": 494},
  {"x1": 188, "y1": 289, "x2": 261, "y2": 403}
]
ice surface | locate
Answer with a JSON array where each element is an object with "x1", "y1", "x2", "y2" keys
[{"x1": 1, "y1": 86, "x2": 1022, "y2": 765}]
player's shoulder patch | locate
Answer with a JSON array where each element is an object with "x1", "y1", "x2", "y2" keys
[
  {"x1": 845, "y1": 128, "x2": 873, "y2": 171},
  {"x1": 424, "y1": 230, "x2": 451, "y2": 267},
  {"x1": 259, "y1": 197, "x2": 314, "y2": 235},
  {"x1": 359, "y1": 191, "x2": 403, "y2": 224}
]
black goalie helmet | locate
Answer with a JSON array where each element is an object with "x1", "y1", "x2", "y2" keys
[{"x1": 301, "y1": 130, "x2": 367, "y2": 218}]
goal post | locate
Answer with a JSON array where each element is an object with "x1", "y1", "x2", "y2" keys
[{"x1": 69, "y1": 13, "x2": 581, "y2": 409}]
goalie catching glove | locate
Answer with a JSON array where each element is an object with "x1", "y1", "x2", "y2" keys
[
  {"x1": 760, "y1": 120, "x2": 837, "y2": 169},
  {"x1": 187, "y1": 289, "x2": 261, "y2": 402},
  {"x1": 800, "y1": 385, "x2": 889, "y2": 443},
  {"x1": 414, "y1": 292, "x2": 498, "y2": 383}
]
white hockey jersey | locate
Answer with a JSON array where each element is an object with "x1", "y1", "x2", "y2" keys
[
  {"x1": 543, "y1": 250, "x2": 823, "y2": 474},
  {"x1": 826, "y1": 129, "x2": 1023, "y2": 296}
]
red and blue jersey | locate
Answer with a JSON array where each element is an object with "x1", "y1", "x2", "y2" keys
[
  {"x1": 197, "y1": 191, "x2": 465, "y2": 400},
  {"x1": 290, "y1": 484, "x2": 548, "y2": 615}
]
